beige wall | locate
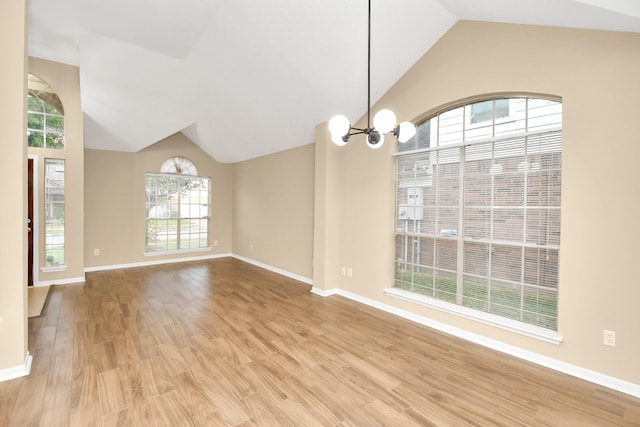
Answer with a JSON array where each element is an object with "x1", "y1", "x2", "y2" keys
[
  {"x1": 313, "y1": 123, "x2": 347, "y2": 292},
  {"x1": 314, "y1": 21, "x2": 640, "y2": 385},
  {"x1": 0, "y1": 0, "x2": 28, "y2": 371},
  {"x1": 84, "y1": 133, "x2": 233, "y2": 267},
  {"x1": 28, "y1": 57, "x2": 85, "y2": 283},
  {"x1": 233, "y1": 144, "x2": 315, "y2": 279}
]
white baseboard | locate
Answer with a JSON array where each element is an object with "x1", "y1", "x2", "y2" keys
[
  {"x1": 310, "y1": 287, "x2": 340, "y2": 297},
  {"x1": 83, "y1": 253, "x2": 313, "y2": 287},
  {"x1": 310, "y1": 286, "x2": 640, "y2": 399},
  {"x1": 84, "y1": 253, "x2": 232, "y2": 273},
  {"x1": 232, "y1": 254, "x2": 313, "y2": 285},
  {"x1": 35, "y1": 276, "x2": 85, "y2": 287},
  {"x1": 0, "y1": 352, "x2": 32, "y2": 383}
]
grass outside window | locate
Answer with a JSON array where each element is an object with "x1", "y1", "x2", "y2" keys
[{"x1": 394, "y1": 268, "x2": 557, "y2": 330}]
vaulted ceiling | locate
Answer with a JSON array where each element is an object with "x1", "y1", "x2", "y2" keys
[{"x1": 28, "y1": 0, "x2": 640, "y2": 163}]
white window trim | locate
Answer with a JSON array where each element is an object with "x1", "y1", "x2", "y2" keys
[
  {"x1": 394, "y1": 97, "x2": 562, "y2": 334},
  {"x1": 41, "y1": 265, "x2": 67, "y2": 273},
  {"x1": 145, "y1": 172, "x2": 211, "y2": 253},
  {"x1": 144, "y1": 247, "x2": 212, "y2": 257},
  {"x1": 384, "y1": 287, "x2": 563, "y2": 344}
]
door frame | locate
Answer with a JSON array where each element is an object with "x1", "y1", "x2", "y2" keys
[{"x1": 28, "y1": 154, "x2": 39, "y2": 287}]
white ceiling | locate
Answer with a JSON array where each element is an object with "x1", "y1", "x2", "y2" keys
[{"x1": 28, "y1": 0, "x2": 640, "y2": 163}]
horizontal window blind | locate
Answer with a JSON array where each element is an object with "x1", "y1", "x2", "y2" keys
[
  {"x1": 395, "y1": 97, "x2": 562, "y2": 331},
  {"x1": 145, "y1": 173, "x2": 210, "y2": 253}
]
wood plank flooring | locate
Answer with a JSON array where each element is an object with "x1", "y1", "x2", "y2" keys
[{"x1": 1, "y1": 257, "x2": 639, "y2": 426}]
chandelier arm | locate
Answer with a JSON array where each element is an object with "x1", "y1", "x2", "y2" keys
[{"x1": 349, "y1": 126, "x2": 366, "y2": 132}]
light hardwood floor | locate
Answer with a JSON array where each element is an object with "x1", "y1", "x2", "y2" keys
[{"x1": 1, "y1": 257, "x2": 639, "y2": 426}]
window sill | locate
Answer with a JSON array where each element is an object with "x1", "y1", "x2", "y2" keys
[
  {"x1": 144, "y1": 247, "x2": 212, "y2": 257},
  {"x1": 384, "y1": 287, "x2": 563, "y2": 344},
  {"x1": 41, "y1": 265, "x2": 67, "y2": 273}
]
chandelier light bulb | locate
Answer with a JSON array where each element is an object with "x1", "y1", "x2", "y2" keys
[
  {"x1": 331, "y1": 132, "x2": 348, "y2": 147},
  {"x1": 329, "y1": 115, "x2": 350, "y2": 138},
  {"x1": 373, "y1": 109, "x2": 397, "y2": 133},
  {"x1": 366, "y1": 131, "x2": 384, "y2": 149},
  {"x1": 396, "y1": 121, "x2": 417, "y2": 143}
]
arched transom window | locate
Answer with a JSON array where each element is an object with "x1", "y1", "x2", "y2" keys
[{"x1": 27, "y1": 73, "x2": 64, "y2": 149}]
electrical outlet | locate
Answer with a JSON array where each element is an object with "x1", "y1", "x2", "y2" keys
[
  {"x1": 603, "y1": 330, "x2": 616, "y2": 347},
  {"x1": 94, "y1": 248, "x2": 100, "y2": 256},
  {"x1": 347, "y1": 267, "x2": 353, "y2": 277}
]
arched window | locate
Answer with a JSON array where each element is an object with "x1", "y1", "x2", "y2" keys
[
  {"x1": 145, "y1": 157, "x2": 211, "y2": 253},
  {"x1": 393, "y1": 97, "x2": 562, "y2": 334},
  {"x1": 27, "y1": 74, "x2": 64, "y2": 149}
]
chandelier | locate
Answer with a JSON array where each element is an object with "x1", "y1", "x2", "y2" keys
[{"x1": 329, "y1": 0, "x2": 416, "y2": 149}]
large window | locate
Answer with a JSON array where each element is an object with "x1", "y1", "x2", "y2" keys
[
  {"x1": 28, "y1": 74, "x2": 64, "y2": 149},
  {"x1": 45, "y1": 159, "x2": 65, "y2": 266},
  {"x1": 145, "y1": 157, "x2": 210, "y2": 253},
  {"x1": 394, "y1": 97, "x2": 562, "y2": 331}
]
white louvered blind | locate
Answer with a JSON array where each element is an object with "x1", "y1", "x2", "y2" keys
[
  {"x1": 145, "y1": 172, "x2": 210, "y2": 253},
  {"x1": 395, "y1": 98, "x2": 562, "y2": 330}
]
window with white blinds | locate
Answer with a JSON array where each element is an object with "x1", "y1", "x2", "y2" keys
[
  {"x1": 145, "y1": 158, "x2": 210, "y2": 254},
  {"x1": 395, "y1": 97, "x2": 562, "y2": 331}
]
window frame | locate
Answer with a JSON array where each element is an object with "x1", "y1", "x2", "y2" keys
[
  {"x1": 42, "y1": 158, "x2": 65, "y2": 271},
  {"x1": 466, "y1": 98, "x2": 515, "y2": 128},
  {"x1": 390, "y1": 96, "x2": 563, "y2": 344},
  {"x1": 144, "y1": 172, "x2": 211, "y2": 255},
  {"x1": 27, "y1": 74, "x2": 65, "y2": 150}
]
